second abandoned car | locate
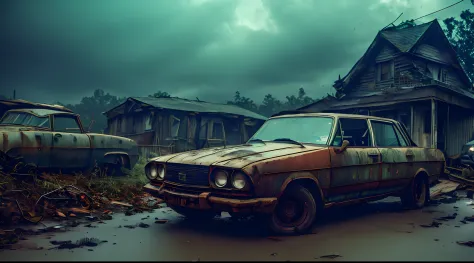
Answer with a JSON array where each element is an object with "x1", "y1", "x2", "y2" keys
[
  {"x1": 0, "y1": 108, "x2": 139, "y2": 174},
  {"x1": 144, "y1": 112, "x2": 445, "y2": 234}
]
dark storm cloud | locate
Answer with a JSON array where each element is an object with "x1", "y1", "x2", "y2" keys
[{"x1": 0, "y1": 0, "x2": 471, "y2": 104}]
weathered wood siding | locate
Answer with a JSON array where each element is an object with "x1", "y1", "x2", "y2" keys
[
  {"x1": 414, "y1": 44, "x2": 453, "y2": 64},
  {"x1": 446, "y1": 106, "x2": 474, "y2": 156}
]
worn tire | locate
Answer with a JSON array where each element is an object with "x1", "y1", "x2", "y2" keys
[
  {"x1": 169, "y1": 205, "x2": 217, "y2": 221},
  {"x1": 267, "y1": 184, "x2": 317, "y2": 235},
  {"x1": 400, "y1": 174, "x2": 429, "y2": 209}
]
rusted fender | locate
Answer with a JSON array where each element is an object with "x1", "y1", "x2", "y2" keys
[{"x1": 241, "y1": 149, "x2": 331, "y2": 198}]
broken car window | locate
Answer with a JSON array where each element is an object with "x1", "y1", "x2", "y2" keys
[
  {"x1": 53, "y1": 116, "x2": 81, "y2": 133},
  {"x1": 249, "y1": 117, "x2": 333, "y2": 145},
  {"x1": 331, "y1": 118, "x2": 372, "y2": 147},
  {"x1": 371, "y1": 121, "x2": 401, "y2": 147},
  {"x1": 0, "y1": 112, "x2": 50, "y2": 129}
]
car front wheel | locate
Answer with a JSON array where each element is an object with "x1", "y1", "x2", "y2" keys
[{"x1": 267, "y1": 184, "x2": 317, "y2": 235}]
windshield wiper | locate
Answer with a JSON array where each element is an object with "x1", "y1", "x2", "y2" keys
[
  {"x1": 272, "y1": 138, "x2": 305, "y2": 148},
  {"x1": 247, "y1": 139, "x2": 266, "y2": 145}
]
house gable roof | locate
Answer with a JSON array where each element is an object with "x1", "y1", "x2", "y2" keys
[
  {"x1": 103, "y1": 97, "x2": 267, "y2": 121},
  {"x1": 334, "y1": 19, "x2": 471, "y2": 95}
]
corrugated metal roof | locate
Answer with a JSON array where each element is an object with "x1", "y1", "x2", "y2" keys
[
  {"x1": 381, "y1": 21, "x2": 433, "y2": 52},
  {"x1": 127, "y1": 97, "x2": 267, "y2": 120}
]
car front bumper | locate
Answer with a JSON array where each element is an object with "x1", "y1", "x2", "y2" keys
[{"x1": 143, "y1": 183, "x2": 277, "y2": 214}]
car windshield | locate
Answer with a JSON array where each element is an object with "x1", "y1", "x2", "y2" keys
[
  {"x1": 0, "y1": 112, "x2": 50, "y2": 128},
  {"x1": 249, "y1": 116, "x2": 334, "y2": 145}
]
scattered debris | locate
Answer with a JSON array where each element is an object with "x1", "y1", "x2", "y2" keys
[
  {"x1": 84, "y1": 224, "x2": 97, "y2": 228},
  {"x1": 270, "y1": 252, "x2": 278, "y2": 256},
  {"x1": 463, "y1": 216, "x2": 474, "y2": 222},
  {"x1": 138, "y1": 223, "x2": 150, "y2": 228},
  {"x1": 319, "y1": 254, "x2": 342, "y2": 259},
  {"x1": 430, "y1": 180, "x2": 461, "y2": 199},
  {"x1": 51, "y1": 238, "x2": 108, "y2": 250},
  {"x1": 154, "y1": 219, "x2": 168, "y2": 224},
  {"x1": 110, "y1": 201, "x2": 133, "y2": 207},
  {"x1": 456, "y1": 241, "x2": 474, "y2": 247},
  {"x1": 124, "y1": 225, "x2": 136, "y2": 229},
  {"x1": 435, "y1": 213, "x2": 458, "y2": 221},
  {"x1": 420, "y1": 221, "x2": 442, "y2": 228}
]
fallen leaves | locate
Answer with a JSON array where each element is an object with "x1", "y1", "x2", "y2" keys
[{"x1": 456, "y1": 241, "x2": 474, "y2": 247}]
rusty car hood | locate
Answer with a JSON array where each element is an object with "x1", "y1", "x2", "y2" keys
[{"x1": 152, "y1": 143, "x2": 326, "y2": 168}]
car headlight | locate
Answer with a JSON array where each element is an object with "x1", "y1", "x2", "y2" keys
[
  {"x1": 469, "y1": 146, "x2": 474, "y2": 152},
  {"x1": 232, "y1": 172, "x2": 247, "y2": 189},
  {"x1": 146, "y1": 163, "x2": 165, "y2": 180},
  {"x1": 214, "y1": 170, "x2": 228, "y2": 187}
]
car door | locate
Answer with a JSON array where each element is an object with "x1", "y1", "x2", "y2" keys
[
  {"x1": 328, "y1": 117, "x2": 382, "y2": 203},
  {"x1": 51, "y1": 114, "x2": 91, "y2": 169},
  {"x1": 370, "y1": 120, "x2": 412, "y2": 194}
]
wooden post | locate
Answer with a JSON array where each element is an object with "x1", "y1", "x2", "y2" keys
[
  {"x1": 431, "y1": 99, "x2": 437, "y2": 149},
  {"x1": 446, "y1": 104, "x2": 450, "y2": 153},
  {"x1": 410, "y1": 105, "x2": 414, "y2": 138}
]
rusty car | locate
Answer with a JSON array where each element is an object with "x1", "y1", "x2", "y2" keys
[
  {"x1": 0, "y1": 108, "x2": 139, "y2": 175},
  {"x1": 143, "y1": 112, "x2": 445, "y2": 235}
]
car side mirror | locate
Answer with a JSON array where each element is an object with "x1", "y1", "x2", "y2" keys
[{"x1": 335, "y1": 140, "x2": 350, "y2": 154}]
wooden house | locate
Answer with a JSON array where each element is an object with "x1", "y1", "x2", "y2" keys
[
  {"x1": 297, "y1": 19, "x2": 474, "y2": 156},
  {"x1": 103, "y1": 97, "x2": 267, "y2": 156}
]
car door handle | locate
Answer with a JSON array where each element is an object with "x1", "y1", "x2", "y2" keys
[
  {"x1": 54, "y1": 134, "x2": 62, "y2": 138},
  {"x1": 406, "y1": 152, "x2": 414, "y2": 157},
  {"x1": 367, "y1": 152, "x2": 379, "y2": 157}
]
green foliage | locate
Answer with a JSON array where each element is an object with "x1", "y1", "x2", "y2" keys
[
  {"x1": 227, "y1": 87, "x2": 316, "y2": 117},
  {"x1": 443, "y1": 9, "x2": 474, "y2": 84},
  {"x1": 57, "y1": 89, "x2": 126, "y2": 133},
  {"x1": 149, "y1": 91, "x2": 171, "y2": 98}
]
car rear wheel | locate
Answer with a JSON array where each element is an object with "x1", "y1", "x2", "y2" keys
[
  {"x1": 267, "y1": 184, "x2": 317, "y2": 235},
  {"x1": 169, "y1": 205, "x2": 217, "y2": 221},
  {"x1": 400, "y1": 175, "x2": 429, "y2": 209}
]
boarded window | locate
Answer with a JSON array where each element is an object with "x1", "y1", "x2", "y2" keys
[
  {"x1": 439, "y1": 69, "x2": 447, "y2": 83},
  {"x1": 145, "y1": 114, "x2": 152, "y2": 130},
  {"x1": 371, "y1": 121, "x2": 401, "y2": 147},
  {"x1": 170, "y1": 116, "x2": 180, "y2": 137},
  {"x1": 211, "y1": 122, "x2": 225, "y2": 139},
  {"x1": 378, "y1": 61, "x2": 393, "y2": 81}
]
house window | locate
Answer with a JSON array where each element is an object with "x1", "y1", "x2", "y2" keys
[
  {"x1": 145, "y1": 114, "x2": 152, "y2": 131},
  {"x1": 211, "y1": 122, "x2": 225, "y2": 139},
  {"x1": 378, "y1": 61, "x2": 393, "y2": 81},
  {"x1": 117, "y1": 117, "x2": 122, "y2": 132},
  {"x1": 423, "y1": 110, "x2": 431, "y2": 133},
  {"x1": 438, "y1": 68, "x2": 447, "y2": 83},
  {"x1": 170, "y1": 116, "x2": 180, "y2": 137}
]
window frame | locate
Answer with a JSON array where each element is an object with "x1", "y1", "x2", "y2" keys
[
  {"x1": 329, "y1": 117, "x2": 375, "y2": 148},
  {"x1": 369, "y1": 120, "x2": 410, "y2": 148},
  {"x1": 377, "y1": 60, "x2": 394, "y2": 82},
  {"x1": 210, "y1": 121, "x2": 225, "y2": 140},
  {"x1": 52, "y1": 114, "x2": 84, "y2": 133},
  {"x1": 169, "y1": 115, "x2": 181, "y2": 138}
]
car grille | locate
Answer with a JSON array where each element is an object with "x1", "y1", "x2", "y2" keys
[{"x1": 164, "y1": 163, "x2": 210, "y2": 186}]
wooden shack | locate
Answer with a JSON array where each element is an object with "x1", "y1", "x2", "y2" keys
[
  {"x1": 298, "y1": 19, "x2": 474, "y2": 157},
  {"x1": 103, "y1": 97, "x2": 267, "y2": 156}
]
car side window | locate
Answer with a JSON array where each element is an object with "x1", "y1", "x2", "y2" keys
[
  {"x1": 331, "y1": 118, "x2": 372, "y2": 147},
  {"x1": 53, "y1": 116, "x2": 82, "y2": 133},
  {"x1": 393, "y1": 125, "x2": 409, "y2": 147},
  {"x1": 371, "y1": 121, "x2": 406, "y2": 147}
]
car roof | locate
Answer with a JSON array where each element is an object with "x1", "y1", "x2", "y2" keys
[
  {"x1": 270, "y1": 112, "x2": 397, "y2": 123},
  {"x1": 6, "y1": 108, "x2": 76, "y2": 117}
]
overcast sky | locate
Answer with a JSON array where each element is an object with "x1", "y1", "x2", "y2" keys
[{"x1": 0, "y1": 0, "x2": 472, "y2": 104}]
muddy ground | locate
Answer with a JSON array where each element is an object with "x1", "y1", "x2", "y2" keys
[{"x1": 1, "y1": 193, "x2": 473, "y2": 261}]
